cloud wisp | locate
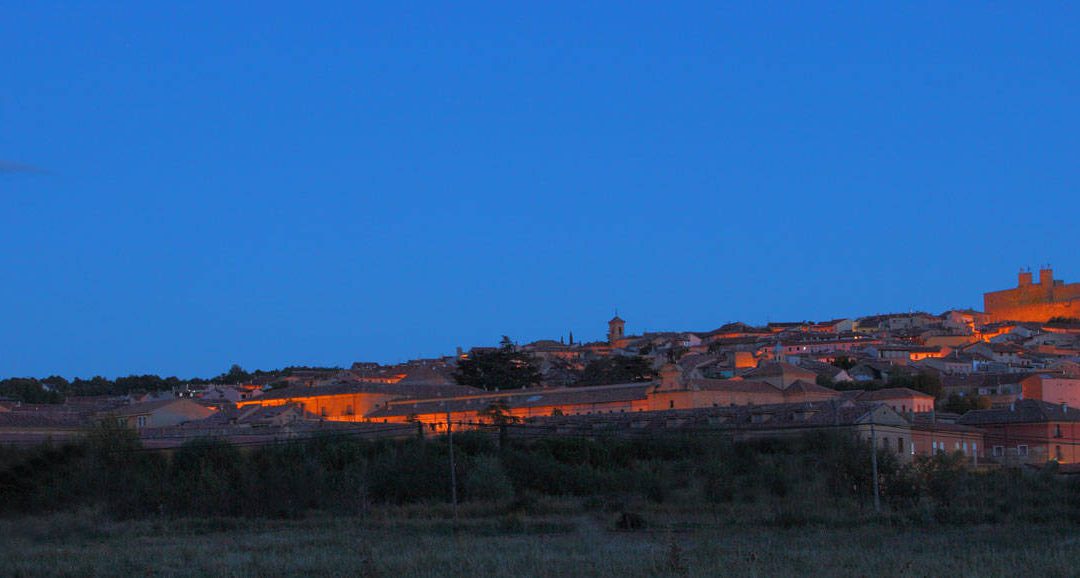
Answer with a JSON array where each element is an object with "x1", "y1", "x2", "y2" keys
[{"x1": 0, "y1": 160, "x2": 49, "y2": 175}]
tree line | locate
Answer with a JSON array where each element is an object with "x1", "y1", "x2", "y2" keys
[
  {"x1": 0, "y1": 365, "x2": 341, "y2": 404},
  {"x1": 1, "y1": 425, "x2": 1077, "y2": 527}
]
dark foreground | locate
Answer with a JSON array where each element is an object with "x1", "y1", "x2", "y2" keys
[{"x1": 2, "y1": 506, "x2": 1077, "y2": 577}]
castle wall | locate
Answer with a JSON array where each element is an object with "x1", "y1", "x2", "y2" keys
[
  {"x1": 984, "y1": 301, "x2": 1080, "y2": 323},
  {"x1": 984, "y1": 272, "x2": 1080, "y2": 322}
]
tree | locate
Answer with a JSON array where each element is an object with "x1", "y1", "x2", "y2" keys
[
  {"x1": 216, "y1": 364, "x2": 252, "y2": 385},
  {"x1": 888, "y1": 372, "x2": 943, "y2": 400},
  {"x1": 576, "y1": 356, "x2": 655, "y2": 387},
  {"x1": 478, "y1": 399, "x2": 518, "y2": 425},
  {"x1": 0, "y1": 378, "x2": 62, "y2": 404},
  {"x1": 453, "y1": 346, "x2": 542, "y2": 391},
  {"x1": 831, "y1": 356, "x2": 857, "y2": 370},
  {"x1": 943, "y1": 393, "x2": 991, "y2": 414},
  {"x1": 40, "y1": 375, "x2": 70, "y2": 391}
]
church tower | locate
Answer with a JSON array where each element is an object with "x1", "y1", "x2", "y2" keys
[{"x1": 607, "y1": 314, "x2": 625, "y2": 344}]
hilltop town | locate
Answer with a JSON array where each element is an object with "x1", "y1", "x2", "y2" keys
[{"x1": 3, "y1": 268, "x2": 1080, "y2": 467}]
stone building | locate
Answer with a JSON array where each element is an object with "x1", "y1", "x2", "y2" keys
[{"x1": 984, "y1": 268, "x2": 1080, "y2": 323}]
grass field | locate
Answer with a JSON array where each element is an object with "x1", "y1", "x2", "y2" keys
[{"x1": 2, "y1": 503, "x2": 1078, "y2": 577}]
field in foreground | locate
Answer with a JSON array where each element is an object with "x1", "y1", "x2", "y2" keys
[{"x1": 2, "y1": 507, "x2": 1078, "y2": 577}]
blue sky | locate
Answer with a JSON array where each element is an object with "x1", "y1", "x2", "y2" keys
[{"x1": 2, "y1": 3, "x2": 1078, "y2": 378}]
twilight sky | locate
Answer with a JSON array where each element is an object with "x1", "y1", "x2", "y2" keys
[{"x1": 2, "y1": 3, "x2": 1078, "y2": 379}]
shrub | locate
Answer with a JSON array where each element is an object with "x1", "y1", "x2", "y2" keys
[{"x1": 464, "y1": 456, "x2": 514, "y2": 502}]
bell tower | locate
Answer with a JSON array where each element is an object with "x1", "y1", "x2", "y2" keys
[{"x1": 607, "y1": 314, "x2": 625, "y2": 344}]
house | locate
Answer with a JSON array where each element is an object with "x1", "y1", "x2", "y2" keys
[
  {"x1": 922, "y1": 334, "x2": 978, "y2": 349},
  {"x1": 200, "y1": 386, "x2": 263, "y2": 403},
  {"x1": 940, "y1": 373, "x2": 1029, "y2": 407},
  {"x1": 918, "y1": 353, "x2": 976, "y2": 375},
  {"x1": 810, "y1": 319, "x2": 856, "y2": 333},
  {"x1": 99, "y1": 398, "x2": 216, "y2": 429},
  {"x1": 792, "y1": 358, "x2": 854, "y2": 383},
  {"x1": 847, "y1": 361, "x2": 910, "y2": 383},
  {"x1": 1021, "y1": 374, "x2": 1080, "y2": 408},
  {"x1": 942, "y1": 309, "x2": 990, "y2": 332},
  {"x1": 199, "y1": 403, "x2": 317, "y2": 428},
  {"x1": 963, "y1": 342, "x2": 1025, "y2": 365},
  {"x1": 842, "y1": 388, "x2": 936, "y2": 414},
  {"x1": 908, "y1": 414, "x2": 986, "y2": 460},
  {"x1": 866, "y1": 344, "x2": 945, "y2": 365},
  {"x1": 958, "y1": 400, "x2": 1080, "y2": 464}
]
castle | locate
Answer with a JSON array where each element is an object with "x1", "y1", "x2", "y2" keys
[{"x1": 984, "y1": 268, "x2": 1080, "y2": 323}]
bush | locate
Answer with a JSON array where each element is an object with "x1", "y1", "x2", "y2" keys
[
  {"x1": 1, "y1": 428, "x2": 1078, "y2": 525},
  {"x1": 464, "y1": 456, "x2": 514, "y2": 502}
]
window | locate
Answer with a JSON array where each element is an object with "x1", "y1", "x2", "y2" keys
[
  {"x1": 669, "y1": 400, "x2": 675, "y2": 409},
  {"x1": 992, "y1": 445, "x2": 1004, "y2": 457},
  {"x1": 1017, "y1": 445, "x2": 1028, "y2": 457},
  {"x1": 136, "y1": 415, "x2": 147, "y2": 428},
  {"x1": 320, "y1": 407, "x2": 329, "y2": 417},
  {"x1": 1056, "y1": 445, "x2": 1064, "y2": 461},
  {"x1": 1055, "y1": 425, "x2": 1063, "y2": 438},
  {"x1": 897, "y1": 437, "x2": 904, "y2": 454},
  {"x1": 345, "y1": 405, "x2": 354, "y2": 416}
]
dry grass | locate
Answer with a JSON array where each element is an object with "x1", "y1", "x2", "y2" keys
[{"x1": 1, "y1": 506, "x2": 1077, "y2": 577}]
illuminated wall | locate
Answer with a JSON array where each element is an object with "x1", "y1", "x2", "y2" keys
[
  {"x1": 984, "y1": 269, "x2": 1080, "y2": 322},
  {"x1": 236, "y1": 392, "x2": 398, "y2": 421}
]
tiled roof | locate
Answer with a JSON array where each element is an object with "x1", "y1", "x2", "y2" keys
[
  {"x1": 940, "y1": 372, "x2": 1035, "y2": 389},
  {"x1": 367, "y1": 383, "x2": 652, "y2": 418},
  {"x1": 957, "y1": 400, "x2": 1080, "y2": 425},
  {"x1": 254, "y1": 381, "x2": 483, "y2": 403},
  {"x1": 742, "y1": 362, "x2": 816, "y2": 379},
  {"x1": 102, "y1": 398, "x2": 206, "y2": 417},
  {"x1": 686, "y1": 378, "x2": 779, "y2": 394},
  {"x1": 784, "y1": 379, "x2": 842, "y2": 396},
  {"x1": 847, "y1": 387, "x2": 934, "y2": 401}
]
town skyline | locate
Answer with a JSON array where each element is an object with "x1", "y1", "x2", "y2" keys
[{"x1": 3, "y1": 266, "x2": 1076, "y2": 380}]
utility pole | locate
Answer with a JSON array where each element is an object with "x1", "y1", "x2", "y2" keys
[
  {"x1": 870, "y1": 418, "x2": 881, "y2": 513},
  {"x1": 447, "y1": 411, "x2": 458, "y2": 522}
]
